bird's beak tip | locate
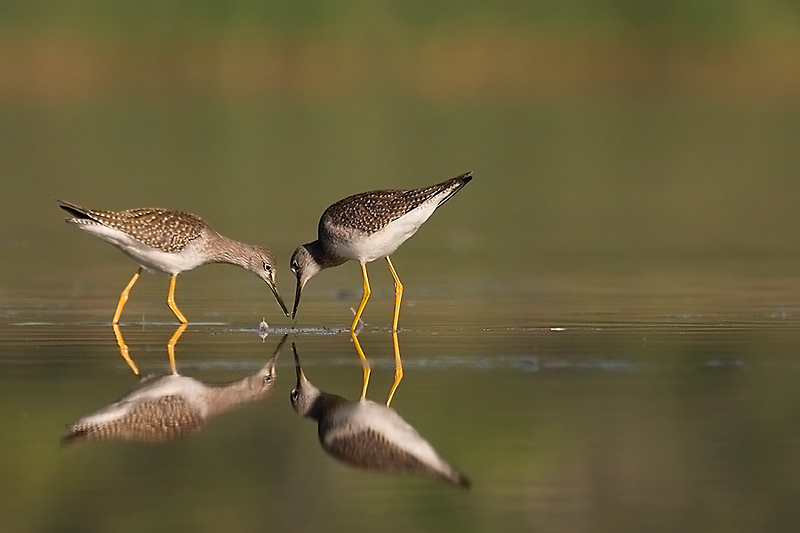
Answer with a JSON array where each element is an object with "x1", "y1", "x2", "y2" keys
[{"x1": 267, "y1": 280, "x2": 289, "y2": 316}]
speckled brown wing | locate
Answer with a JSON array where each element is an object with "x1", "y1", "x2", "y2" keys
[
  {"x1": 320, "y1": 189, "x2": 412, "y2": 235},
  {"x1": 325, "y1": 428, "x2": 432, "y2": 471},
  {"x1": 319, "y1": 174, "x2": 470, "y2": 236},
  {"x1": 85, "y1": 207, "x2": 207, "y2": 253},
  {"x1": 323, "y1": 428, "x2": 470, "y2": 487},
  {"x1": 62, "y1": 395, "x2": 205, "y2": 444}
]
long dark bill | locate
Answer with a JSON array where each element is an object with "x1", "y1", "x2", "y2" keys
[
  {"x1": 269, "y1": 281, "x2": 289, "y2": 317},
  {"x1": 292, "y1": 277, "x2": 303, "y2": 320},
  {"x1": 292, "y1": 343, "x2": 303, "y2": 379}
]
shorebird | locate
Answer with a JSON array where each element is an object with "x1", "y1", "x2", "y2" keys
[
  {"x1": 290, "y1": 344, "x2": 470, "y2": 488},
  {"x1": 289, "y1": 173, "x2": 472, "y2": 401},
  {"x1": 59, "y1": 201, "x2": 288, "y2": 324},
  {"x1": 62, "y1": 335, "x2": 286, "y2": 444},
  {"x1": 289, "y1": 172, "x2": 472, "y2": 332}
]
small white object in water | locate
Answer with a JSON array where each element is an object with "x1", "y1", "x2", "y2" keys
[
  {"x1": 259, "y1": 318, "x2": 269, "y2": 340},
  {"x1": 550, "y1": 327, "x2": 566, "y2": 331}
]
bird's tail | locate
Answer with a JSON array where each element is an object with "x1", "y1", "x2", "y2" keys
[
  {"x1": 397, "y1": 172, "x2": 473, "y2": 214},
  {"x1": 429, "y1": 171, "x2": 474, "y2": 209}
]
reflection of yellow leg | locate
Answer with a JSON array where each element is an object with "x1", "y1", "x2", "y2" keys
[
  {"x1": 351, "y1": 262, "x2": 372, "y2": 399},
  {"x1": 113, "y1": 267, "x2": 142, "y2": 325},
  {"x1": 351, "y1": 332, "x2": 371, "y2": 400},
  {"x1": 167, "y1": 322, "x2": 188, "y2": 375},
  {"x1": 386, "y1": 329, "x2": 403, "y2": 406},
  {"x1": 351, "y1": 262, "x2": 371, "y2": 334},
  {"x1": 113, "y1": 323, "x2": 139, "y2": 376},
  {"x1": 167, "y1": 274, "x2": 188, "y2": 324},
  {"x1": 385, "y1": 257, "x2": 403, "y2": 332}
]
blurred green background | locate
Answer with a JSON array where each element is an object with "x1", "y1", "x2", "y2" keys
[
  {"x1": 3, "y1": 2, "x2": 800, "y2": 532},
  {"x1": 2, "y1": 0, "x2": 800, "y2": 273}
]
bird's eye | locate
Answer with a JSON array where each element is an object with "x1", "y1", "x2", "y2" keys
[
  {"x1": 264, "y1": 263, "x2": 272, "y2": 272},
  {"x1": 264, "y1": 374, "x2": 273, "y2": 383},
  {"x1": 291, "y1": 261, "x2": 299, "y2": 273},
  {"x1": 290, "y1": 389, "x2": 299, "y2": 402}
]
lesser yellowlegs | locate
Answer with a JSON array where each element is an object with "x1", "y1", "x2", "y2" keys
[
  {"x1": 289, "y1": 172, "x2": 472, "y2": 329},
  {"x1": 62, "y1": 335, "x2": 286, "y2": 444},
  {"x1": 290, "y1": 345, "x2": 470, "y2": 488},
  {"x1": 59, "y1": 201, "x2": 289, "y2": 324},
  {"x1": 289, "y1": 172, "x2": 472, "y2": 401}
]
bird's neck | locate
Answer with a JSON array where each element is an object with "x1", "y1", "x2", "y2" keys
[
  {"x1": 305, "y1": 240, "x2": 347, "y2": 270},
  {"x1": 202, "y1": 375, "x2": 270, "y2": 416},
  {"x1": 308, "y1": 391, "x2": 349, "y2": 421},
  {"x1": 205, "y1": 233, "x2": 254, "y2": 268}
]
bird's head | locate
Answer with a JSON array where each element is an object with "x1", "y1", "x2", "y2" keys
[
  {"x1": 290, "y1": 343, "x2": 323, "y2": 418},
  {"x1": 289, "y1": 244, "x2": 322, "y2": 320},
  {"x1": 250, "y1": 246, "x2": 288, "y2": 317}
]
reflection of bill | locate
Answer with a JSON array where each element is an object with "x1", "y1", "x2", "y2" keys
[
  {"x1": 291, "y1": 344, "x2": 470, "y2": 488},
  {"x1": 61, "y1": 335, "x2": 287, "y2": 445}
]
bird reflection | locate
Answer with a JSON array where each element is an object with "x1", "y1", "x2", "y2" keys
[
  {"x1": 350, "y1": 318, "x2": 402, "y2": 406},
  {"x1": 113, "y1": 322, "x2": 187, "y2": 376},
  {"x1": 290, "y1": 344, "x2": 470, "y2": 488},
  {"x1": 61, "y1": 335, "x2": 287, "y2": 445}
]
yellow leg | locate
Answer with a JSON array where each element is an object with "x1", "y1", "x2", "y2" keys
[
  {"x1": 351, "y1": 332, "x2": 372, "y2": 400},
  {"x1": 351, "y1": 262, "x2": 372, "y2": 399},
  {"x1": 384, "y1": 257, "x2": 404, "y2": 405},
  {"x1": 112, "y1": 323, "x2": 139, "y2": 376},
  {"x1": 113, "y1": 267, "x2": 142, "y2": 325},
  {"x1": 385, "y1": 257, "x2": 403, "y2": 332},
  {"x1": 167, "y1": 274, "x2": 188, "y2": 324},
  {"x1": 351, "y1": 262, "x2": 371, "y2": 334},
  {"x1": 385, "y1": 329, "x2": 403, "y2": 406},
  {"x1": 167, "y1": 322, "x2": 188, "y2": 375}
]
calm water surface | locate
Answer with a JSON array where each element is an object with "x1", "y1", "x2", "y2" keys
[
  {"x1": 3, "y1": 260, "x2": 800, "y2": 533},
  {"x1": 2, "y1": 101, "x2": 800, "y2": 532}
]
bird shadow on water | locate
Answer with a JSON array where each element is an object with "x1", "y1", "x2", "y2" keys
[
  {"x1": 60, "y1": 329, "x2": 287, "y2": 445},
  {"x1": 290, "y1": 339, "x2": 471, "y2": 489}
]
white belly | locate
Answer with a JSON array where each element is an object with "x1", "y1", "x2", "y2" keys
[{"x1": 78, "y1": 224, "x2": 207, "y2": 275}]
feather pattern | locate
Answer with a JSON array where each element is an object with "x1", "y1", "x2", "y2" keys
[{"x1": 60, "y1": 201, "x2": 206, "y2": 254}]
